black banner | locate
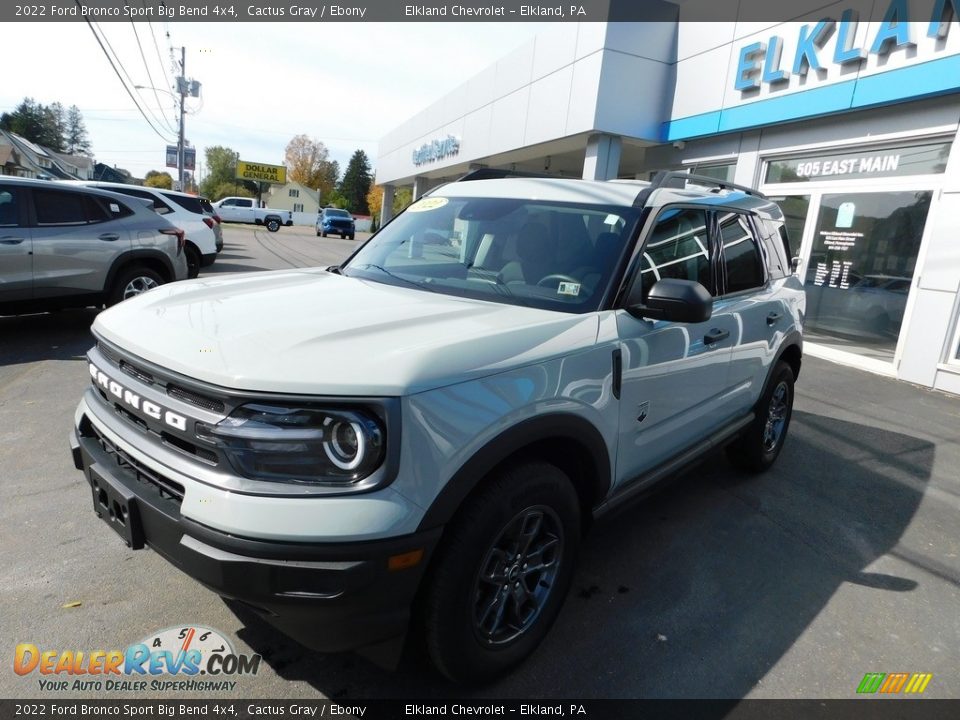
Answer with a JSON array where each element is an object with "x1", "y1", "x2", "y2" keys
[{"x1": 2, "y1": 700, "x2": 960, "y2": 720}]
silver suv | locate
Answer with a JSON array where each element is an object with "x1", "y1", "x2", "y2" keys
[
  {"x1": 70, "y1": 171, "x2": 804, "y2": 683},
  {"x1": 1, "y1": 177, "x2": 187, "y2": 313}
]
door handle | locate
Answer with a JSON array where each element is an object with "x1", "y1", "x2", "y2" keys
[
  {"x1": 766, "y1": 312, "x2": 782, "y2": 326},
  {"x1": 0, "y1": 236, "x2": 24, "y2": 245},
  {"x1": 704, "y1": 328, "x2": 730, "y2": 346},
  {"x1": 98, "y1": 233, "x2": 120, "y2": 241}
]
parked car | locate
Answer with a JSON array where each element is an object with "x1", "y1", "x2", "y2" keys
[
  {"x1": 198, "y1": 196, "x2": 224, "y2": 255},
  {"x1": 70, "y1": 171, "x2": 803, "y2": 683},
  {"x1": 0, "y1": 177, "x2": 187, "y2": 313},
  {"x1": 63, "y1": 181, "x2": 220, "y2": 279},
  {"x1": 316, "y1": 207, "x2": 356, "y2": 239},
  {"x1": 212, "y1": 196, "x2": 292, "y2": 232}
]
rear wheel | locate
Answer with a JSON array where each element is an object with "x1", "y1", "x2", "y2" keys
[
  {"x1": 184, "y1": 244, "x2": 200, "y2": 279},
  {"x1": 265, "y1": 218, "x2": 280, "y2": 232},
  {"x1": 348, "y1": 233, "x2": 355, "y2": 241},
  {"x1": 322, "y1": 231, "x2": 328, "y2": 238},
  {"x1": 726, "y1": 360, "x2": 795, "y2": 473},
  {"x1": 422, "y1": 461, "x2": 580, "y2": 683},
  {"x1": 108, "y1": 266, "x2": 163, "y2": 306}
]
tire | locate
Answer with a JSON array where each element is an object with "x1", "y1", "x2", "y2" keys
[
  {"x1": 316, "y1": 229, "x2": 321, "y2": 237},
  {"x1": 422, "y1": 461, "x2": 580, "y2": 684},
  {"x1": 348, "y1": 234, "x2": 355, "y2": 241},
  {"x1": 265, "y1": 218, "x2": 281, "y2": 232},
  {"x1": 184, "y1": 244, "x2": 201, "y2": 279},
  {"x1": 340, "y1": 233, "x2": 346, "y2": 239},
  {"x1": 322, "y1": 231, "x2": 328, "y2": 238},
  {"x1": 726, "y1": 360, "x2": 795, "y2": 473},
  {"x1": 108, "y1": 266, "x2": 164, "y2": 306}
]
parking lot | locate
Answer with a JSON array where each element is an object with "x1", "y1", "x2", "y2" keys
[{"x1": 1, "y1": 223, "x2": 958, "y2": 700}]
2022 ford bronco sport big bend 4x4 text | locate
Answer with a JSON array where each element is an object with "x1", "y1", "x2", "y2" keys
[{"x1": 71, "y1": 171, "x2": 804, "y2": 683}]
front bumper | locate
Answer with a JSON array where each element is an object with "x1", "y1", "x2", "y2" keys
[{"x1": 70, "y1": 424, "x2": 440, "y2": 653}]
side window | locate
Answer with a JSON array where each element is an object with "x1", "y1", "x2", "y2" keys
[
  {"x1": 718, "y1": 211, "x2": 765, "y2": 294},
  {"x1": 760, "y1": 219, "x2": 790, "y2": 279},
  {"x1": 0, "y1": 187, "x2": 20, "y2": 227},
  {"x1": 33, "y1": 189, "x2": 88, "y2": 226},
  {"x1": 638, "y1": 207, "x2": 712, "y2": 299},
  {"x1": 237, "y1": 199, "x2": 253, "y2": 208},
  {"x1": 220, "y1": 199, "x2": 235, "y2": 207},
  {"x1": 83, "y1": 195, "x2": 112, "y2": 224}
]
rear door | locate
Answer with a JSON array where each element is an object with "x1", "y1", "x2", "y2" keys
[
  {"x1": 0, "y1": 183, "x2": 32, "y2": 302},
  {"x1": 615, "y1": 206, "x2": 738, "y2": 485},
  {"x1": 711, "y1": 210, "x2": 785, "y2": 415},
  {"x1": 30, "y1": 187, "x2": 132, "y2": 298}
]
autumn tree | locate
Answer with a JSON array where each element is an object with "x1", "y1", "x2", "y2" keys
[
  {"x1": 284, "y1": 135, "x2": 340, "y2": 199},
  {"x1": 338, "y1": 149, "x2": 372, "y2": 214},
  {"x1": 144, "y1": 170, "x2": 173, "y2": 189}
]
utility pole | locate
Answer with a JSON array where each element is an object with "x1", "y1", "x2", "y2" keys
[{"x1": 177, "y1": 46, "x2": 186, "y2": 191}]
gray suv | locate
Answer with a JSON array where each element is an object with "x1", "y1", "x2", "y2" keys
[
  {"x1": 0, "y1": 177, "x2": 187, "y2": 313},
  {"x1": 70, "y1": 170, "x2": 804, "y2": 683}
]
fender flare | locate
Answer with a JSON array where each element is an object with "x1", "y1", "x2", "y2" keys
[{"x1": 416, "y1": 412, "x2": 612, "y2": 531}]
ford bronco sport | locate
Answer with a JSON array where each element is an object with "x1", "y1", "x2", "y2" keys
[{"x1": 70, "y1": 171, "x2": 804, "y2": 683}]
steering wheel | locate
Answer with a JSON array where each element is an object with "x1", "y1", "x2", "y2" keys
[{"x1": 537, "y1": 274, "x2": 579, "y2": 288}]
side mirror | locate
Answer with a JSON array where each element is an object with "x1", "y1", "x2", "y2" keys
[{"x1": 627, "y1": 278, "x2": 713, "y2": 323}]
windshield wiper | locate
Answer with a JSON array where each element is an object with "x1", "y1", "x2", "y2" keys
[{"x1": 352, "y1": 263, "x2": 437, "y2": 293}]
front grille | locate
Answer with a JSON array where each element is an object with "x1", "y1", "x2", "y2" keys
[
  {"x1": 81, "y1": 416, "x2": 185, "y2": 506},
  {"x1": 167, "y1": 384, "x2": 225, "y2": 413}
]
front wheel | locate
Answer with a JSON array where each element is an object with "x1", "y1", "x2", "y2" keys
[
  {"x1": 108, "y1": 266, "x2": 164, "y2": 306},
  {"x1": 422, "y1": 461, "x2": 580, "y2": 683},
  {"x1": 265, "y1": 218, "x2": 280, "y2": 232},
  {"x1": 726, "y1": 360, "x2": 795, "y2": 473}
]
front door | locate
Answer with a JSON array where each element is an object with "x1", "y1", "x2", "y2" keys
[{"x1": 615, "y1": 206, "x2": 737, "y2": 487}]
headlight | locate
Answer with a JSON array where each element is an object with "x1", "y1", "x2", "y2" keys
[{"x1": 200, "y1": 404, "x2": 385, "y2": 485}]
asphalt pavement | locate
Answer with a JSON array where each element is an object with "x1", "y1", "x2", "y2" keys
[{"x1": 1, "y1": 224, "x2": 958, "y2": 700}]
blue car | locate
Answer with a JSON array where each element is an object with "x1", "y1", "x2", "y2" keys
[{"x1": 316, "y1": 207, "x2": 355, "y2": 239}]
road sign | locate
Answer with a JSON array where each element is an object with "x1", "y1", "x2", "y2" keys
[{"x1": 236, "y1": 160, "x2": 286, "y2": 184}]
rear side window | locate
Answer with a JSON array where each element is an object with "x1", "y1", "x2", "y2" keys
[
  {"x1": 199, "y1": 198, "x2": 214, "y2": 213},
  {"x1": 0, "y1": 187, "x2": 19, "y2": 227},
  {"x1": 106, "y1": 187, "x2": 172, "y2": 215},
  {"x1": 86, "y1": 195, "x2": 134, "y2": 222},
  {"x1": 236, "y1": 199, "x2": 253, "y2": 208},
  {"x1": 34, "y1": 189, "x2": 87, "y2": 225},
  {"x1": 718, "y1": 212, "x2": 765, "y2": 294},
  {"x1": 759, "y1": 219, "x2": 791, "y2": 279},
  {"x1": 638, "y1": 207, "x2": 712, "y2": 298},
  {"x1": 161, "y1": 192, "x2": 204, "y2": 215}
]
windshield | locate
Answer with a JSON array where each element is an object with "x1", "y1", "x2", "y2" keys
[
  {"x1": 343, "y1": 196, "x2": 640, "y2": 313},
  {"x1": 325, "y1": 209, "x2": 351, "y2": 218}
]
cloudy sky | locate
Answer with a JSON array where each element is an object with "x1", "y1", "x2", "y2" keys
[{"x1": 3, "y1": 22, "x2": 551, "y2": 180}]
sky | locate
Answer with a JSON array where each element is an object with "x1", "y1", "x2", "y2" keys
[{"x1": 3, "y1": 22, "x2": 552, "y2": 181}]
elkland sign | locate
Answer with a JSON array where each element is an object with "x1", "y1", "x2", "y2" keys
[
  {"x1": 734, "y1": 0, "x2": 959, "y2": 92},
  {"x1": 412, "y1": 135, "x2": 461, "y2": 166}
]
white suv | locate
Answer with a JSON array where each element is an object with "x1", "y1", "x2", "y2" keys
[{"x1": 65, "y1": 181, "x2": 220, "y2": 279}]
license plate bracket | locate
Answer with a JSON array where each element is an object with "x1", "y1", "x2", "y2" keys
[{"x1": 88, "y1": 465, "x2": 145, "y2": 549}]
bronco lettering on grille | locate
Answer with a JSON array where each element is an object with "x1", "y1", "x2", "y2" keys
[{"x1": 89, "y1": 362, "x2": 188, "y2": 432}]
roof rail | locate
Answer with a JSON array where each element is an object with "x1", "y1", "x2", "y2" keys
[
  {"x1": 633, "y1": 170, "x2": 766, "y2": 207},
  {"x1": 456, "y1": 168, "x2": 561, "y2": 182}
]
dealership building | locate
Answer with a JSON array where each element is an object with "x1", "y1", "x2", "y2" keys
[{"x1": 375, "y1": 2, "x2": 960, "y2": 395}]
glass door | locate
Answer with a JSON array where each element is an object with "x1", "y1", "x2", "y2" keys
[{"x1": 803, "y1": 191, "x2": 932, "y2": 362}]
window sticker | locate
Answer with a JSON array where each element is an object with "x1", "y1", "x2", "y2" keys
[
  {"x1": 406, "y1": 197, "x2": 449, "y2": 213},
  {"x1": 836, "y1": 202, "x2": 856, "y2": 228},
  {"x1": 109, "y1": 203, "x2": 120, "y2": 214},
  {"x1": 557, "y1": 281, "x2": 581, "y2": 297}
]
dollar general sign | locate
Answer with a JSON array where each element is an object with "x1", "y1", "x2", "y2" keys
[{"x1": 236, "y1": 161, "x2": 286, "y2": 184}]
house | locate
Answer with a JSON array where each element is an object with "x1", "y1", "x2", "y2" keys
[
  {"x1": 0, "y1": 143, "x2": 28, "y2": 177},
  {"x1": 51, "y1": 151, "x2": 94, "y2": 180},
  {"x1": 264, "y1": 180, "x2": 320, "y2": 225},
  {"x1": 92, "y1": 163, "x2": 134, "y2": 184},
  {"x1": 0, "y1": 129, "x2": 95, "y2": 180}
]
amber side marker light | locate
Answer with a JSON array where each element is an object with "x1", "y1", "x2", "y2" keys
[{"x1": 388, "y1": 549, "x2": 424, "y2": 571}]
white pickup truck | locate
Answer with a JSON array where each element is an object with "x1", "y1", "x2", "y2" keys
[{"x1": 212, "y1": 196, "x2": 293, "y2": 232}]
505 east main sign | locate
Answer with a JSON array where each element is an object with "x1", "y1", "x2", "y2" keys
[{"x1": 734, "y1": 0, "x2": 958, "y2": 92}]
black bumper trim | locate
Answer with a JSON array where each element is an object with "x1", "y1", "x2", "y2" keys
[{"x1": 72, "y1": 426, "x2": 440, "y2": 653}]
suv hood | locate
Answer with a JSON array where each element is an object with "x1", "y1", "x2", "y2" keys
[{"x1": 93, "y1": 269, "x2": 600, "y2": 396}]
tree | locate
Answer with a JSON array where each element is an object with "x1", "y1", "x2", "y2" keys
[
  {"x1": 199, "y1": 145, "x2": 258, "y2": 199},
  {"x1": 144, "y1": 170, "x2": 173, "y2": 189},
  {"x1": 65, "y1": 105, "x2": 92, "y2": 155},
  {"x1": 0, "y1": 98, "x2": 78, "y2": 153},
  {"x1": 284, "y1": 135, "x2": 340, "y2": 200},
  {"x1": 366, "y1": 185, "x2": 383, "y2": 226},
  {"x1": 337, "y1": 149, "x2": 372, "y2": 214}
]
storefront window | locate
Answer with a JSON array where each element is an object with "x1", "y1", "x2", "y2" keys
[
  {"x1": 691, "y1": 163, "x2": 735, "y2": 182},
  {"x1": 804, "y1": 191, "x2": 932, "y2": 361},
  {"x1": 765, "y1": 141, "x2": 951, "y2": 184}
]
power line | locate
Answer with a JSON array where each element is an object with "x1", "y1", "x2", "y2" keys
[
  {"x1": 147, "y1": 20, "x2": 174, "y2": 92},
  {"x1": 130, "y1": 16, "x2": 178, "y2": 135},
  {"x1": 74, "y1": 1, "x2": 175, "y2": 145}
]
